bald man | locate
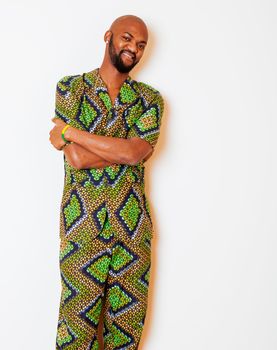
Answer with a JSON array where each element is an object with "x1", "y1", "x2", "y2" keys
[{"x1": 50, "y1": 14, "x2": 164, "y2": 350}]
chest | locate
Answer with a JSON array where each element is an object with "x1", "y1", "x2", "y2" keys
[
  {"x1": 107, "y1": 87, "x2": 120, "y2": 107},
  {"x1": 77, "y1": 86, "x2": 144, "y2": 138}
]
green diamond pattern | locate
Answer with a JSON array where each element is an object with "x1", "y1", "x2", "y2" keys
[
  {"x1": 137, "y1": 107, "x2": 158, "y2": 131},
  {"x1": 99, "y1": 91, "x2": 112, "y2": 110},
  {"x1": 110, "y1": 323, "x2": 133, "y2": 348},
  {"x1": 84, "y1": 254, "x2": 111, "y2": 284},
  {"x1": 59, "y1": 240, "x2": 74, "y2": 261},
  {"x1": 119, "y1": 194, "x2": 141, "y2": 231},
  {"x1": 56, "y1": 319, "x2": 76, "y2": 348},
  {"x1": 97, "y1": 207, "x2": 107, "y2": 227},
  {"x1": 111, "y1": 246, "x2": 134, "y2": 272},
  {"x1": 80, "y1": 96, "x2": 98, "y2": 128},
  {"x1": 64, "y1": 194, "x2": 82, "y2": 229},
  {"x1": 85, "y1": 298, "x2": 102, "y2": 326},
  {"x1": 125, "y1": 100, "x2": 144, "y2": 128},
  {"x1": 120, "y1": 84, "x2": 137, "y2": 103},
  {"x1": 88, "y1": 168, "x2": 104, "y2": 181},
  {"x1": 105, "y1": 165, "x2": 121, "y2": 180},
  {"x1": 99, "y1": 219, "x2": 114, "y2": 240},
  {"x1": 109, "y1": 285, "x2": 132, "y2": 312}
]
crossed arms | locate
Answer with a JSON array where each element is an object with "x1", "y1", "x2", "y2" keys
[
  {"x1": 50, "y1": 119, "x2": 154, "y2": 169},
  {"x1": 63, "y1": 138, "x2": 153, "y2": 169}
]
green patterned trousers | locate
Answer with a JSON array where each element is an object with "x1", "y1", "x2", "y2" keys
[{"x1": 55, "y1": 209, "x2": 152, "y2": 350}]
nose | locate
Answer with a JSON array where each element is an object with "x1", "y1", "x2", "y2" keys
[{"x1": 125, "y1": 42, "x2": 138, "y2": 56}]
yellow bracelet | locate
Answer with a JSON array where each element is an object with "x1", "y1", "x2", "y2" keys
[{"x1": 61, "y1": 124, "x2": 71, "y2": 143}]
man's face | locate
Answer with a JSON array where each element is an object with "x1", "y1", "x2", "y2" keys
[{"x1": 108, "y1": 28, "x2": 147, "y2": 73}]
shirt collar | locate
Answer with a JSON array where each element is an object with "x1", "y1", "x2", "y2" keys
[
  {"x1": 84, "y1": 67, "x2": 140, "y2": 108},
  {"x1": 84, "y1": 67, "x2": 132, "y2": 91}
]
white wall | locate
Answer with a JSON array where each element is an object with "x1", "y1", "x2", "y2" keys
[{"x1": 0, "y1": 1, "x2": 276, "y2": 349}]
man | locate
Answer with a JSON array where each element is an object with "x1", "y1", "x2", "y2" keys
[{"x1": 49, "y1": 14, "x2": 164, "y2": 350}]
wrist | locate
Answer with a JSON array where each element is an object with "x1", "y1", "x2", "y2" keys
[{"x1": 64, "y1": 125, "x2": 74, "y2": 142}]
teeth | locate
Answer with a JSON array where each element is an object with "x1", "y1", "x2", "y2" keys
[{"x1": 123, "y1": 51, "x2": 134, "y2": 59}]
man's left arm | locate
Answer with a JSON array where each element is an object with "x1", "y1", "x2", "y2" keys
[{"x1": 62, "y1": 127, "x2": 153, "y2": 166}]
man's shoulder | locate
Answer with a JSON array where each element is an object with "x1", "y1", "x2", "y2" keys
[
  {"x1": 135, "y1": 80, "x2": 164, "y2": 105},
  {"x1": 56, "y1": 73, "x2": 83, "y2": 96},
  {"x1": 136, "y1": 80, "x2": 161, "y2": 95}
]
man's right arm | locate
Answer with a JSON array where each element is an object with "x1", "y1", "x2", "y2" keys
[
  {"x1": 63, "y1": 143, "x2": 115, "y2": 169},
  {"x1": 54, "y1": 75, "x2": 115, "y2": 169},
  {"x1": 63, "y1": 142, "x2": 153, "y2": 169}
]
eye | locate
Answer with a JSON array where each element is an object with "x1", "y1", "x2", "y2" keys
[
  {"x1": 122, "y1": 36, "x2": 131, "y2": 41},
  {"x1": 138, "y1": 44, "x2": 145, "y2": 50}
]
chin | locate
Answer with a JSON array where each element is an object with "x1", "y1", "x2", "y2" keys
[{"x1": 116, "y1": 64, "x2": 133, "y2": 73}]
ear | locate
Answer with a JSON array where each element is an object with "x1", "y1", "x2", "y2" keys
[{"x1": 104, "y1": 30, "x2": 112, "y2": 43}]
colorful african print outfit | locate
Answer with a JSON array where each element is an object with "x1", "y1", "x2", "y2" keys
[{"x1": 54, "y1": 67, "x2": 164, "y2": 350}]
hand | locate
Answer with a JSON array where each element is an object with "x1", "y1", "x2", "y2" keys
[{"x1": 49, "y1": 117, "x2": 68, "y2": 150}]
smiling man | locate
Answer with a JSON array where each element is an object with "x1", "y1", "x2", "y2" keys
[{"x1": 50, "y1": 14, "x2": 164, "y2": 350}]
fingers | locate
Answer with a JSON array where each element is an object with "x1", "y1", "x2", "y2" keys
[{"x1": 51, "y1": 117, "x2": 63, "y2": 124}]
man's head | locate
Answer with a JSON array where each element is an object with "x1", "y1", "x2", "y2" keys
[{"x1": 104, "y1": 15, "x2": 148, "y2": 73}]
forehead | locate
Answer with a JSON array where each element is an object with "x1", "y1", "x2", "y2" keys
[{"x1": 113, "y1": 21, "x2": 148, "y2": 41}]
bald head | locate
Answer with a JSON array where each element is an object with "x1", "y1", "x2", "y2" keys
[
  {"x1": 109, "y1": 15, "x2": 148, "y2": 41},
  {"x1": 103, "y1": 15, "x2": 148, "y2": 73},
  {"x1": 110, "y1": 15, "x2": 148, "y2": 34}
]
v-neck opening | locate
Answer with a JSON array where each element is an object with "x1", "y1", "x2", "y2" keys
[{"x1": 95, "y1": 67, "x2": 131, "y2": 109}]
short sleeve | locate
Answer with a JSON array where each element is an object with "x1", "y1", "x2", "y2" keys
[
  {"x1": 54, "y1": 75, "x2": 83, "y2": 125},
  {"x1": 127, "y1": 91, "x2": 165, "y2": 150}
]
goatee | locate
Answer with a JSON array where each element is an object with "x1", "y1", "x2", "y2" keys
[{"x1": 108, "y1": 34, "x2": 138, "y2": 73}]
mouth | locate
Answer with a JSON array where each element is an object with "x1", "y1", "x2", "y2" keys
[{"x1": 122, "y1": 51, "x2": 135, "y2": 62}]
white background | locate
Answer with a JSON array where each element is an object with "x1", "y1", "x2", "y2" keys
[{"x1": 0, "y1": 1, "x2": 277, "y2": 349}]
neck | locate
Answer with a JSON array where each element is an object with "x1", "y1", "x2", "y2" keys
[{"x1": 98, "y1": 62, "x2": 130, "y2": 89}]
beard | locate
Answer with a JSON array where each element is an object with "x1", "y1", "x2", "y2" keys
[{"x1": 108, "y1": 34, "x2": 138, "y2": 73}]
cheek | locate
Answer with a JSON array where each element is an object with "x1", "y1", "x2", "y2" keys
[
  {"x1": 135, "y1": 54, "x2": 143, "y2": 62},
  {"x1": 115, "y1": 40, "x2": 125, "y2": 50}
]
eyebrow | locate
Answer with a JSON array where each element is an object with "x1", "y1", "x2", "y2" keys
[{"x1": 123, "y1": 32, "x2": 147, "y2": 44}]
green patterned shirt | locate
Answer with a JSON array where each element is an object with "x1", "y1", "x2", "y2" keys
[
  {"x1": 54, "y1": 67, "x2": 164, "y2": 243},
  {"x1": 54, "y1": 67, "x2": 164, "y2": 187}
]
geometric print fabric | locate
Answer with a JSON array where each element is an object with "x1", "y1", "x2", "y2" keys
[
  {"x1": 56, "y1": 212, "x2": 152, "y2": 350},
  {"x1": 55, "y1": 67, "x2": 164, "y2": 244},
  {"x1": 54, "y1": 67, "x2": 164, "y2": 191},
  {"x1": 59, "y1": 175, "x2": 154, "y2": 245},
  {"x1": 54, "y1": 67, "x2": 163, "y2": 349}
]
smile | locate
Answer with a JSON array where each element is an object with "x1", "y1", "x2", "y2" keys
[{"x1": 122, "y1": 51, "x2": 135, "y2": 61}]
